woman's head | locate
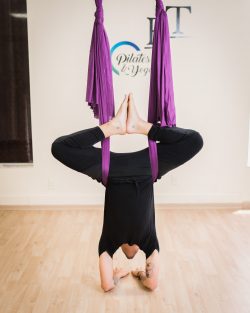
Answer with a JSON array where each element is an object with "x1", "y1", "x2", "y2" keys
[{"x1": 121, "y1": 243, "x2": 139, "y2": 259}]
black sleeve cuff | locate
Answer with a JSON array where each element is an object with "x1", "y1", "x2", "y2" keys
[
  {"x1": 147, "y1": 123, "x2": 161, "y2": 141},
  {"x1": 94, "y1": 126, "x2": 105, "y2": 141}
]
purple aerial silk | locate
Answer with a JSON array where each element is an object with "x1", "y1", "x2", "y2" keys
[
  {"x1": 86, "y1": 0, "x2": 176, "y2": 186},
  {"x1": 85, "y1": 0, "x2": 115, "y2": 186},
  {"x1": 148, "y1": 0, "x2": 176, "y2": 182}
]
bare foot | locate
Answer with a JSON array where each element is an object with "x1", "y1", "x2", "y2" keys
[
  {"x1": 126, "y1": 93, "x2": 153, "y2": 135},
  {"x1": 109, "y1": 94, "x2": 128, "y2": 135},
  {"x1": 126, "y1": 93, "x2": 144, "y2": 134}
]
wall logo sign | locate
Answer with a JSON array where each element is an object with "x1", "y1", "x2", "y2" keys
[
  {"x1": 111, "y1": 41, "x2": 150, "y2": 77},
  {"x1": 111, "y1": 6, "x2": 191, "y2": 77}
]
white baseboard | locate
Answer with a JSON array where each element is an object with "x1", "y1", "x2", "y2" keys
[{"x1": 0, "y1": 193, "x2": 249, "y2": 210}]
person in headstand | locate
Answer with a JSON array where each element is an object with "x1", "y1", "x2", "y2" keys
[{"x1": 51, "y1": 93, "x2": 204, "y2": 292}]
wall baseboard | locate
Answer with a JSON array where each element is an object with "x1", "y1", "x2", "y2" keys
[
  {"x1": 0, "y1": 202, "x2": 248, "y2": 211},
  {"x1": 0, "y1": 193, "x2": 246, "y2": 207}
]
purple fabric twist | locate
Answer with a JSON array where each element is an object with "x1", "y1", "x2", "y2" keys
[
  {"x1": 94, "y1": 0, "x2": 104, "y2": 24},
  {"x1": 86, "y1": 0, "x2": 176, "y2": 186}
]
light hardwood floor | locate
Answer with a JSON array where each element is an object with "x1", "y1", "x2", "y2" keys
[{"x1": 0, "y1": 207, "x2": 250, "y2": 313}]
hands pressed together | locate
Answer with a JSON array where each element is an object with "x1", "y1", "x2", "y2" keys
[
  {"x1": 100, "y1": 249, "x2": 159, "y2": 293},
  {"x1": 112, "y1": 266, "x2": 154, "y2": 288}
]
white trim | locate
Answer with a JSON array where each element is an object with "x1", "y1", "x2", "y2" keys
[
  {"x1": 0, "y1": 193, "x2": 243, "y2": 206},
  {"x1": 0, "y1": 203, "x2": 244, "y2": 211},
  {"x1": 0, "y1": 163, "x2": 33, "y2": 167}
]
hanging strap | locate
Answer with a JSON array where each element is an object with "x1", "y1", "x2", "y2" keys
[
  {"x1": 85, "y1": 0, "x2": 115, "y2": 186},
  {"x1": 148, "y1": 0, "x2": 176, "y2": 182},
  {"x1": 86, "y1": 0, "x2": 176, "y2": 186}
]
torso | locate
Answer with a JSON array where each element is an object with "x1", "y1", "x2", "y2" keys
[{"x1": 98, "y1": 175, "x2": 159, "y2": 258}]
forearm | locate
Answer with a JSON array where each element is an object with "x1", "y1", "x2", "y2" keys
[
  {"x1": 136, "y1": 271, "x2": 158, "y2": 290},
  {"x1": 101, "y1": 273, "x2": 122, "y2": 292},
  {"x1": 111, "y1": 274, "x2": 121, "y2": 288},
  {"x1": 133, "y1": 251, "x2": 159, "y2": 291},
  {"x1": 99, "y1": 252, "x2": 127, "y2": 292}
]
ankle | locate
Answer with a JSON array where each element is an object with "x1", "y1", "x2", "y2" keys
[
  {"x1": 138, "y1": 120, "x2": 153, "y2": 136},
  {"x1": 99, "y1": 121, "x2": 114, "y2": 138},
  {"x1": 99, "y1": 118, "x2": 125, "y2": 138}
]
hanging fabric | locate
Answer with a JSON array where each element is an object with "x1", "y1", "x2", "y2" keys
[
  {"x1": 148, "y1": 0, "x2": 176, "y2": 182},
  {"x1": 85, "y1": 0, "x2": 176, "y2": 186},
  {"x1": 85, "y1": 0, "x2": 115, "y2": 187}
]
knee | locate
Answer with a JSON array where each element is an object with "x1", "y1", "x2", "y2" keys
[
  {"x1": 51, "y1": 139, "x2": 62, "y2": 159},
  {"x1": 101, "y1": 283, "x2": 115, "y2": 292},
  {"x1": 191, "y1": 131, "x2": 204, "y2": 153},
  {"x1": 182, "y1": 130, "x2": 204, "y2": 162}
]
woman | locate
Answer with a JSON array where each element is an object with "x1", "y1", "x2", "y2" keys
[{"x1": 51, "y1": 93, "x2": 204, "y2": 292}]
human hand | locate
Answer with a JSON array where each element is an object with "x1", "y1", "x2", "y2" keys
[
  {"x1": 113, "y1": 267, "x2": 130, "y2": 279},
  {"x1": 131, "y1": 267, "x2": 146, "y2": 280}
]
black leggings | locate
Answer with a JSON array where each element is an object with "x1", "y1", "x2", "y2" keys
[{"x1": 51, "y1": 124, "x2": 204, "y2": 185}]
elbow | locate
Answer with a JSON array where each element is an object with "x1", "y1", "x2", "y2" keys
[
  {"x1": 101, "y1": 283, "x2": 115, "y2": 292},
  {"x1": 145, "y1": 280, "x2": 158, "y2": 291}
]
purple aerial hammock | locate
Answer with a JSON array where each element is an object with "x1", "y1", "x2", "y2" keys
[{"x1": 85, "y1": 0, "x2": 176, "y2": 187}]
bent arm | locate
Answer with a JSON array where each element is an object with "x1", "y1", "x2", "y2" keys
[
  {"x1": 99, "y1": 251, "x2": 129, "y2": 292},
  {"x1": 133, "y1": 249, "x2": 160, "y2": 291},
  {"x1": 99, "y1": 252, "x2": 116, "y2": 292}
]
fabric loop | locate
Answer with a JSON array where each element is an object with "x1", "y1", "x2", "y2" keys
[{"x1": 86, "y1": 0, "x2": 177, "y2": 186}]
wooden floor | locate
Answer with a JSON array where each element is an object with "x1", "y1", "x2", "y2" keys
[{"x1": 0, "y1": 207, "x2": 250, "y2": 313}]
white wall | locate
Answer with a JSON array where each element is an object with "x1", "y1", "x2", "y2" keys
[{"x1": 0, "y1": 0, "x2": 249, "y2": 205}]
